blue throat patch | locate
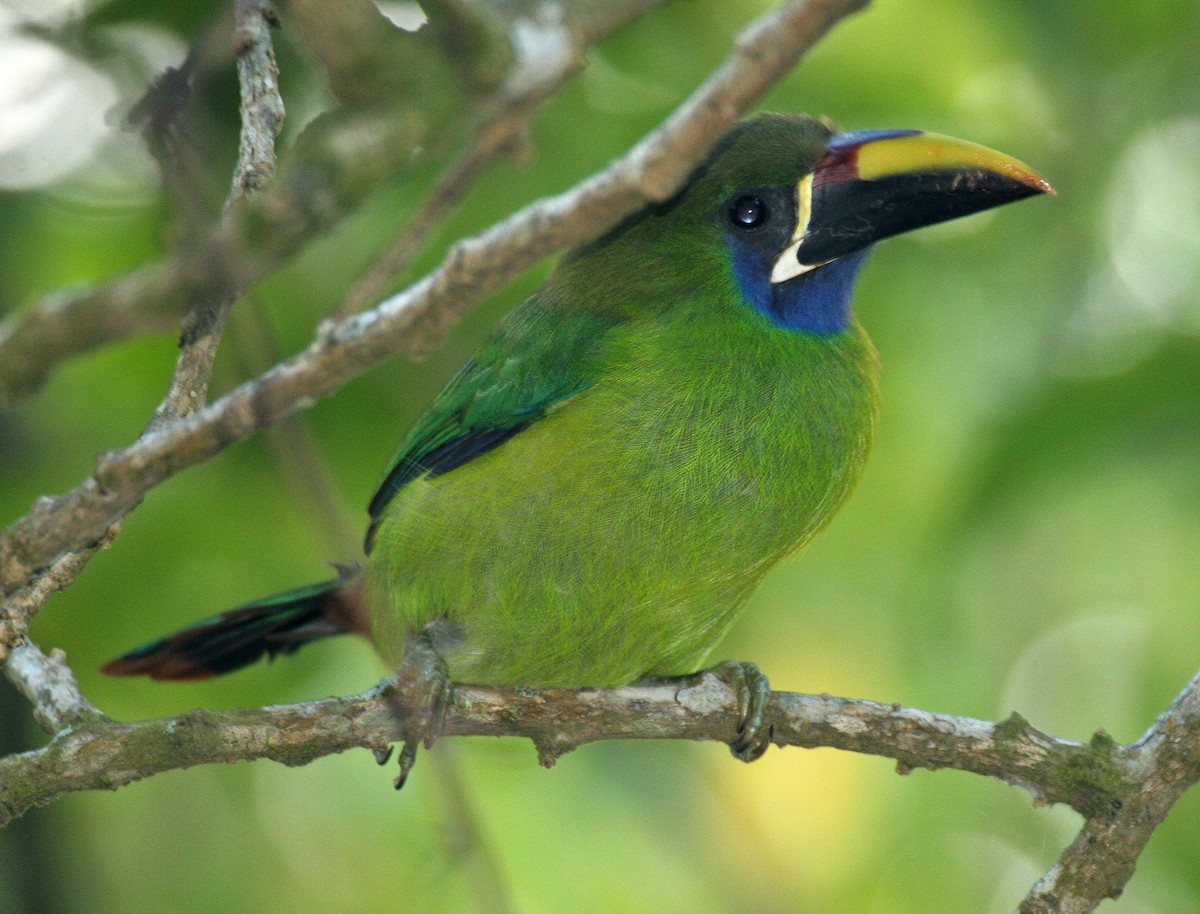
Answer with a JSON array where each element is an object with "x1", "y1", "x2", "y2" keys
[{"x1": 729, "y1": 244, "x2": 870, "y2": 335}]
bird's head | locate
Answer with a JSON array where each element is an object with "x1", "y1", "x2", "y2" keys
[{"x1": 577, "y1": 114, "x2": 1053, "y2": 336}]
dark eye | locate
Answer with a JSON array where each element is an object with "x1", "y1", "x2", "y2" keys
[{"x1": 728, "y1": 195, "x2": 768, "y2": 230}]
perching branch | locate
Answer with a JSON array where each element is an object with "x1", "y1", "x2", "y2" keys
[
  {"x1": 6, "y1": 654, "x2": 1200, "y2": 914},
  {"x1": 0, "y1": 657, "x2": 1171, "y2": 825},
  {"x1": 0, "y1": 663, "x2": 1123, "y2": 828},
  {"x1": 6, "y1": 652, "x2": 1199, "y2": 914}
]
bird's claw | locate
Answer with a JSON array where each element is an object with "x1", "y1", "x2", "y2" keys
[
  {"x1": 641, "y1": 660, "x2": 774, "y2": 762},
  {"x1": 372, "y1": 746, "x2": 394, "y2": 766},
  {"x1": 384, "y1": 631, "x2": 455, "y2": 790},
  {"x1": 707, "y1": 660, "x2": 773, "y2": 762}
]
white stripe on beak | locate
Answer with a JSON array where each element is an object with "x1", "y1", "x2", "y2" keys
[{"x1": 770, "y1": 173, "x2": 829, "y2": 283}]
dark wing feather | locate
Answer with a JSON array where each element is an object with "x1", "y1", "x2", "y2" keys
[
  {"x1": 366, "y1": 424, "x2": 531, "y2": 521},
  {"x1": 364, "y1": 298, "x2": 620, "y2": 552}
]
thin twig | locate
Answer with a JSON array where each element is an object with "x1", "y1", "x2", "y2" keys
[
  {"x1": 229, "y1": 0, "x2": 285, "y2": 201},
  {"x1": 0, "y1": 1, "x2": 286, "y2": 705},
  {"x1": 149, "y1": 0, "x2": 285, "y2": 429},
  {"x1": 3, "y1": 644, "x2": 102, "y2": 734},
  {"x1": 335, "y1": 113, "x2": 528, "y2": 318},
  {"x1": 0, "y1": 0, "x2": 671, "y2": 410}
]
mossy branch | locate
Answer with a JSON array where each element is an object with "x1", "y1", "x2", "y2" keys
[
  {"x1": 0, "y1": 660, "x2": 1140, "y2": 829},
  {"x1": 8, "y1": 651, "x2": 1200, "y2": 913}
]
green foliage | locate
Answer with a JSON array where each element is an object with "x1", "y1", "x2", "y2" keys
[{"x1": 2, "y1": 0, "x2": 1199, "y2": 912}]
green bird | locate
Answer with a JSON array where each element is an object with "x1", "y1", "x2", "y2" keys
[{"x1": 104, "y1": 114, "x2": 1051, "y2": 779}]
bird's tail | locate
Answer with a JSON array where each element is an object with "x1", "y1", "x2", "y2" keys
[{"x1": 101, "y1": 567, "x2": 368, "y2": 681}]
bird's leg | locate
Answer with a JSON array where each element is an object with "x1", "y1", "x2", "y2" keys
[
  {"x1": 382, "y1": 629, "x2": 455, "y2": 789},
  {"x1": 712, "y1": 660, "x2": 773, "y2": 762},
  {"x1": 642, "y1": 661, "x2": 774, "y2": 762}
]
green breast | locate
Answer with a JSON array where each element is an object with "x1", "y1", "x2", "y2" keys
[{"x1": 367, "y1": 314, "x2": 879, "y2": 687}]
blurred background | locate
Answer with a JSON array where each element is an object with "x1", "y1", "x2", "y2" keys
[{"x1": 2, "y1": 0, "x2": 1199, "y2": 911}]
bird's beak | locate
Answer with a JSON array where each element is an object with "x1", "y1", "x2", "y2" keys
[{"x1": 771, "y1": 129, "x2": 1054, "y2": 284}]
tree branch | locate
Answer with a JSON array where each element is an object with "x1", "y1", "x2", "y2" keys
[
  {"x1": 1018, "y1": 669, "x2": 1200, "y2": 913},
  {"x1": 5, "y1": 658, "x2": 1200, "y2": 914},
  {"x1": 0, "y1": 0, "x2": 289, "y2": 723},
  {"x1": 0, "y1": 0, "x2": 669, "y2": 409},
  {"x1": 0, "y1": 673, "x2": 1122, "y2": 830}
]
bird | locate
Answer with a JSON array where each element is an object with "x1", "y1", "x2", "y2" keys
[{"x1": 103, "y1": 113, "x2": 1051, "y2": 783}]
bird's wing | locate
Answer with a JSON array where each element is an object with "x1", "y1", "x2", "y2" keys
[{"x1": 365, "y1": 296, "x2": 619, "y2": 551}]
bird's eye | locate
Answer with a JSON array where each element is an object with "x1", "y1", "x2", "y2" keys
[{"x1": 728, "y1": 195, "x2": 767, "y2": 230}]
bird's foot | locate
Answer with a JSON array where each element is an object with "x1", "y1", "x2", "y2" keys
[
  {"x1": 639, "y1": 660, "x2": 773, "y2": 761},
  {"x1": 701, "y1": 660, "x2": 774, "y2": 762},
  {"x1": 380, "y1": 631, "x2": 455, "y2": 789}
]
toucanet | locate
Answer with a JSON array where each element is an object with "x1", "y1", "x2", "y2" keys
[{"x1": 104, "y1": 114, "x2": 1052, "y2": 779}]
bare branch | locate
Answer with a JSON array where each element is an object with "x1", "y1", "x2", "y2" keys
[
  {"x1": 3, "y1": 644, "x2": 102, "y2": 734},
  {"x1": 0, "y1": 675, "x2": 1118, "y2": 830},
  {"x1": 335, "y1": 108, "x2": 530, "y2": 318},
  {"x1": 0, "y1": 0, "x2": 670, "y2": 409},
  {"x1": 1019, "y1": 670, "x2": 1200, "y2": 913},
  {"x1": 1, "y1": 653, "x2": 1194, "y2": 913},
  {"x1": 148, "y1": 0, "x2": 286, "y2": 429},
  {"x1": 229, "y1": 0, "x2": 285, "y2": 200}
]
